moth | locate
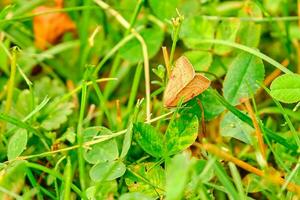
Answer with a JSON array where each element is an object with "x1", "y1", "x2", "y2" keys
[{"x1": 163, "y1": 56, "x2": 211, "y2": 107}]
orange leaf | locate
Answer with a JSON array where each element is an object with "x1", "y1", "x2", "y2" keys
[{"x1": 33, "y1": 0, "x2": 76, "y2": 50}]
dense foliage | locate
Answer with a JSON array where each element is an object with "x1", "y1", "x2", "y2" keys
[{"x1": 0, "y1": 0, "x2": 300, "y2": 199}]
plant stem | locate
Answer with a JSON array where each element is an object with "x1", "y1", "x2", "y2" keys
[
  {"x1": 169, "y1": 13, "x2": 184, "y2": 66},
  {"x1": 76, "y1": 79, "x2": 87, "y2": 194},
  {"x1": 197, "y1": 143, "x2": 300, "y2": 195},
  {"x1": 125, "y1": 62, "x2": 143, "y2": 125},
  {"x1": 63, "y1": 157, "x2": 72, "y2": 200},
  {"x1": 26, "y1": 162, "x2": 84, "y2": 198},
  {"x1": 199, "y1": 39, "x2": 293, "y2": 74},
  {"x1": 1, "y1": 47, "x2": 17, "y2": 137},
  {"x1": 9, "y1": 111, "x2": 174, "y2": 163},
  {"x1": 262, "y1": 85, "x2": 300, "y2": 149},
  {"x1": 91, "y1": 78, "x2": 114, "y2": 128},
  {"x1": 94, "y1": 0, "x2": 151, "y2": 122},
  {"x1": 244, "y1": 100, "x2": 266, "y2": 164},
  {"x1": 162, "y1": 47, "x2": 171, "y2": 78}
]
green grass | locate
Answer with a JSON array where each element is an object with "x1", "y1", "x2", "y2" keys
[{"x1": 0, "y1": 0, "x2": 300, "y2": 199}]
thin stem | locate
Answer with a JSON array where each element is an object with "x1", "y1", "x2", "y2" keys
[
  {"x1": 91, "y1": 78, "x2": 114, "y2": 128},
  {"x1": 262, "y1": 85, "x2": 300, "y2": 149},
  {"x1": 198, "y1": 39, "x2": 293, "y2": 74},
  {"x1": 162, "y1": 47, "x2": 171, "y2": 78},
  {"x1": 93, "y1": 34, "x2": 135, "y2": 75},
  {"x1": 26, "y1": 162, "x2": 84, "y2": 198},
  {"x1": 1, "y1": 47, "x2": 17, "y2": 137},
  {"x1": 9, "y1": 111, "x2": 174, "y2": 163},
  {"x1": 197, "y1": 143, "x2": 300, "y2": 195},
  {"x1": 126, "y1": 62, "x2": 143, "y2": 121},
  {"x1": 169, "y1": 13, "x2": 184, "y2": 66},
  {"x1": 94, "y1": 0, "x2": 151, "y2": 122},
  {"x1": 63, "y1": 157, "x2": 72, "y2": 200},
  {"x1": 76, "y1": 80, "x2": 87, "y2": 193},
  {"x1": 244, "y1": 100, "x2": 266, "y2": 164},
  {"x1": 297, "y1": 0, "x2": 300, "y2": 73}
]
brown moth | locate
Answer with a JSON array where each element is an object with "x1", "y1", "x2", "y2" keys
[{"x1": 163, "y1": 56, "x2": 211, "y2": 107}]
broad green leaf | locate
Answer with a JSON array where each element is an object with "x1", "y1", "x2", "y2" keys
[
  {"x1": 166, "y1": 152, "x2": 194, "y2": 200},
  {"x1": 40, "y1": 100, "x2": 74, "y2": 131},
  {"x1": 180, "y1": 16, "x2": 216, "y2": 49},
  {"x1": 34, "y1": 77, "x2": 66, "y2": 99},
  {"x1": 264, "y1": 0, "x2": 283, "y2": 14},
  {"x1": 119, "y1": 26, "x2": 164, "y2": 63},
  {"x1": 134, "y1": 123, "x2": 165, "y2": 158},
  {"x1": 220, "y1": 112, "x2": 254, "y2": 144},
  {"x1": 83, "y1": 127, "x2": 119, "y2": 164},
  {"x1": 198, "y1": 89, "x2": 225, "y2": 121},
  {"x1": 270, "y1": 74, "x2": 300, "y2": 103},
  {"x1": 223, "y1": 52, "x2": 265, "y2": 105},
  {"x1": 214, "y1": 19, "x2": 240, "y2": 55},
  {"x1": 86, "y1": 181, "x2": 117, "y2": 199},
  {"x1": 90, "y1": 160, "x2": 126, "y2": 181},
  {"x1": 184, "y1": 50, "x2": 212, "y2": 71},
  {"x1": 237, "y1": 2, "x2": 262, "y2": 47},
  {"x1": 148, "y1": 0, "x2": 200, "y2": 21},
  {"x1": 119, "y1": 192, "x2": 154, "y2": 200},
  {"x1": 7, "y1": 129, "x2": 28, "y2": 160},
  {"x1": 125, "y1": 162, "x2": 165, "y2": 197},
  {"x1": 148, "y1": 0, "x2": 180, "y2": 20},
  {"x1": 165, "y1": 112, "x2": 198, "y2": 156},
  {"x1": 15, "y1": 90, "x2": 33, "y2": 118}
]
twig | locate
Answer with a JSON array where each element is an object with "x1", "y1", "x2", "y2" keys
[
  {"x1": 197, "y1": 143, "x2": 300, "y2": 195},
  {"x1": 94, "y1": 0, "x2": 151, "y2": 122},
  {"x1": 244, "y1": 100, "x2": 266, "y2": 163},
  {"x1": 162, "y1": 46, "x2": 171, "y2": 78},
  {"x1": 9, "y1": 111, "x2": 174, "y2": 163}
]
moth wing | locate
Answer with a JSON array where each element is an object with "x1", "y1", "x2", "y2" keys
[
  {"x1": 163, "y1": 56, "x2": 195, "y2": 107},
  {"x1": 165, "y1": 74, "x2": 211, "y2": 107}
]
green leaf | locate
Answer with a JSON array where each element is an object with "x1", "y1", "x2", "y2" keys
[
  {"x1": 223, "y1": 52, "x2": 265, "y2": 105},
  {"x1": 7, "y1": 129, "x2": 28, "y2": 160},
  {"x1": 119, "y1": 26, "x2": 164, "y2": 63},
  {"x1": 214, "y1": 162, "x2": 239, "y2": 200},
  {"x1": 40, "y1": 100, "x2": 74, "y2": 131},
  {"x1": 83, "y1": 127, "x2": 119, "y2": 164},
  {"x1": 237, "y1": 2, "x2": 262, "y2": 47},
  {"x1": 180, "y1": 16, "x2": 216, "y2": 49},
  {"x1": 34, "y1": 77, "x2": 66, "y2": 99},
  {"x1": 89, "y1": 160, "x2": 126, "y2": 181},
  {"x1": 134, "y1": 123, "x2": 165, "y2": 158},
  {"x1": 214, "y1": 19, "x2": 240, "y2": 55},
  {"x1": 198, "y1": 89, "x2": 225, "y2": 121},
  {"x1": 183, "y1": 50, "x2": 213, "y2": 71},
  {"x1": 220, "y1": 112, "x2": 254, "y2": 144},
  {"x1": 119, "y1": 192, "x2": 154, "y2": 200},
  {"x1": 166, "y1": 152, "x2": 194, "y2": 200},
  {"x1": 148, "y1": 0, "x2": 180, "y2": 20},
  {"x1": 86, "y1": 181, "x2": 117, "y2": 199},
  {"x1": 125, "y1": 162, "x2": 165, "y2": 197},
  {"x1": 15, "y1": 89, "x2": 32, "y2": 118},
  {"x1": 0, "y1": 161, "x2": 26, "y2": 199},
  {"x1": 270, "y1": 74, "x2": 300, "y2": 103},
  {"x1": 165, "y1": 112, "x2": 198, "y2": 156}
]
